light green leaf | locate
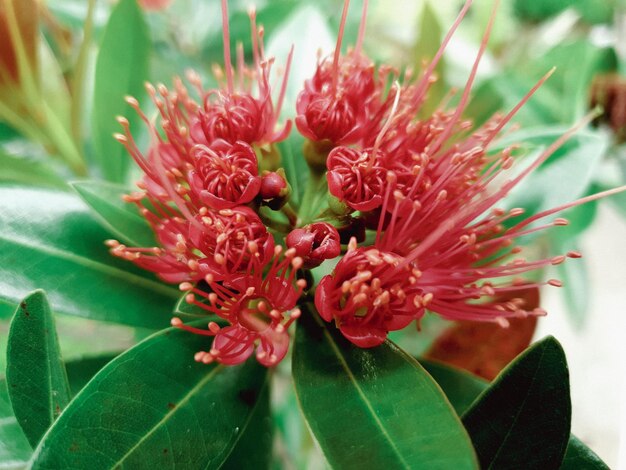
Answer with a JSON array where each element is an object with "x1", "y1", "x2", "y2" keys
[
  {"x1": 0, "y1": 380, "x2": 32, "y2": 467},
  {"x1": 92, "y1": 0, "x2": 150, "y2": 182},
  {"x1": 0, "y1": 186, "x2": 179, "y2": 327},
  {"x1": 463, "y1": 336, "x2": 571, "y2": 469},
  {"x1": 30, "y1": 323, "x2": 269, "y2": 469},
  {"x1": 293, "y1": 304, "x2": 478, "y2": 470},
  {"x1": 6, "y1": 291, "x2": 71, "y2": 448},
  {"x1": 0, "y1": 151, "x2": 67, "y2": 189},
  {"x1": 71, "y1": 180, "x2": 157, "y2": 248}
]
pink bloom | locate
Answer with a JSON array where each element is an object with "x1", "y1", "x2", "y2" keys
[
  {"x1": 188, "y1": 141, "x2": 261, "y2": 209},
  {"x1": 172, "y1": 246, "x2": 306, "y2": 366},
  {"x1": 286, "y1": 222, "x2": 341, "y2": 268},
  {"x1": 107, "y1": 203, "x2": 274, "y2": 283}
]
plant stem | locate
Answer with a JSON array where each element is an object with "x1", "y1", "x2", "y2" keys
[
  {"x1": 70, "y1": 0, "x2": 96, "y2": 145},
  {"x1": 298, "y1": 171, "x2": 326, "y2": 226}
]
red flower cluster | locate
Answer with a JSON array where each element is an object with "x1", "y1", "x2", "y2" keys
[
  {"x1": 108, "y1": 0, "x2": 308, "y2": 367},
  {"x1": 111, "y1": 0, "x2": 624, "y2": 364},
  {"x1": 311, "y1": 0, "x2": 622, "y2": 347}
]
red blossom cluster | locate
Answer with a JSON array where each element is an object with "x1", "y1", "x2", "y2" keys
[{"x1": 109, "y1": 0, "x2": 623, "y2": 365}]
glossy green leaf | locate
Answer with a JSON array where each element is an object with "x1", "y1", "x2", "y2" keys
[
  {"x1": 92, "y1": 0, "x2": 150, "y2": 183},
  {"x1": 0, "y1": 380, "x2": 33, "y2": 466},
  {"x1": 71, "y1": 180, "x2": 157, "y2": 247},
  {"x1": 293, "y1": 305, "x2": 478, "y2": 470},
  {"x1": 419, "y1": 358, "x2": 606, "y2": 469},
  {"x1": 0, "y1": 186, "x2": 179, "y2": 327},
  {"x1": 6, "y1": 290, "x2": 71, "y2": 447},
  {"x1": 561, "y1": 435, "x2": 609, "y2": 469},
  {"x1": 30, "y1": 322, "x2": 269, "y2": 469},
  {"x1": 463, "y1": 336, "x2": 571, "y2": 470},
  {"x1": 419, "y1": 359, "x2": 487, "y2": 416}
]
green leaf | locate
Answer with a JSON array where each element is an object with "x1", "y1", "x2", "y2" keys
[
  {"x1": 278, "y1": 133, "x2": 308, "y2": 209},
  {"x1": 71, "y1": 180, "x2": 157, "y2": 247},
  {"x1": 64, "y1": 353, "x2": 119, "y2": 396},
  {"x1": 0, "y1": 186, "x2": 179, "y2": 327},
  {"x1": 0, "y1": 380, "x2": 32, "y2": 466},
  {"x1": 561, "y1": 435, "x2": 609, "y2": 469},
  {"x1": 220, "y1": 381, "x2": 272, "y2": 470},
  {"x1": 30, "y1": 322, "x2": 269, "y2": 469},
  {"x1": 6, "y1": 290, "x2": 71, "y2": 448},
  {"x1": 419, "y1": 359, "x2": 487, "y2": 415},
  {"x1": 420, "y1": 359, "x2": 605, "y2": 469},
  {"x1": 266, "y1": 3, "x2": 335, "y2": 120},
  {"x1": 500, "y1": 129, "x2": 608, "y2": 221},
  {"x1": 92, "y1": 0, "x2": 150, "y2": 183},
  {"x1": 413, "y1": 2, "x2": 446, "y2": 115},
  {"x1": 462, "y1": 336, "x2": 571, "y2": 470},
  {"x1": 0, "y1": 151, "x2": 67, "y2": 189},
  {"x1": 293, "y1": 304, "x2": 478, "y2": 470}
]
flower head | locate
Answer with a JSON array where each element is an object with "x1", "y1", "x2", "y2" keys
[
  {"x1": 314, "y1": 0, "x2": 624, "y2": 347},
  {"x1": 172, "y1": 246, "x2": 306, "y2": 366}
]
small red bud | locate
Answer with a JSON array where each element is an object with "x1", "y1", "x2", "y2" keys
[{"x1": 260, "y1": 171, "x2": 288, "y2": 199}]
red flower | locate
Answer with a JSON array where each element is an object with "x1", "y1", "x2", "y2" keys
[
  {"x1": 314, "y1": 0, "x2": 625, "y2": 347},
  {"x1": 295, "y1": 1, "x2": 383, "y2": 147},
  {"x1": 172, "y1": 246, "x2": 306, "y2": 366},
  {"x1": 188, "y1": 141, "x2": 261, "y2": 209},
  {"x1": 326, "y1": 146, "x2": 387, "y2": 211},
  {"x1": 286, "y1": 222, "x2": 341, "y2": 268},
  {"x1": 108, "y1": 204, "x2": 274, "y2": 283},
  {"x1": 315, "y1": 244, "x2": 418, "y2": 347}
]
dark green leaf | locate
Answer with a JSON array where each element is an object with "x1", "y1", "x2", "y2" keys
[
  {"x1": 71, "y1": 180, "x2": 157, "y2": 247},
  {"x1": 30, "y1": 322, "x2": 269, "y2": 469},
  {"x1": 0, "y1": 380, "x2": 32, "y2": 465},
  {"x1": 561, "y1": 435, "x2": 609, "y2": 469},
  {"x1": 220, "y1": 381, "x2": 272, "y2": 470},
  {"x1": 6, "y1": 290, "x2": 71, "y2": 447},
  {"x1": 419, "y1": 359, "x2": 487, "y2": 415},
  {"x1": 293, "y1": 304, "x2": 478, "y2": 470},
  {"x1": 92, "y1": 0, "x2": 150, "y2": 182},
  {"x1": 419, "y1": 359, "x2": 603, "y2": 469},
  {"x1": 0, "y1": 186, "x2": 179, "y2": 327},
  {"x1": 463, "y1": 336, "x2": 571, "y2": 470}
]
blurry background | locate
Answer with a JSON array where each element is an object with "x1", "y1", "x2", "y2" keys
[{"x1": 1, "y1": 0, "x2": 625, "y2": 467}]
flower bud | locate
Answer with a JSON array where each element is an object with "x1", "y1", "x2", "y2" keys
[
  {"x1": 286, "y1": 222, "x2": 341, "y2": 268},
  {"x1": 259, "y1": 169, "x2": 291, "y2": 210},
  {"x1": 260, "y1": 170, "x2": 288, "y2": 199}
]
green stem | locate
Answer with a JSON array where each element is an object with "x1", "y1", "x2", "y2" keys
[
  {"x1": 70, "y1": 0, "x2": 96, "y2": 145},
  {"x1": 281, "y1": 202, "x2": 298, "y2": 228},
  {"x1": 298, "y1": 171, "x2": 326, "y2": 226},
  {"x1": 42, "y1": 102, "x2": 88, "y2": 176}
]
